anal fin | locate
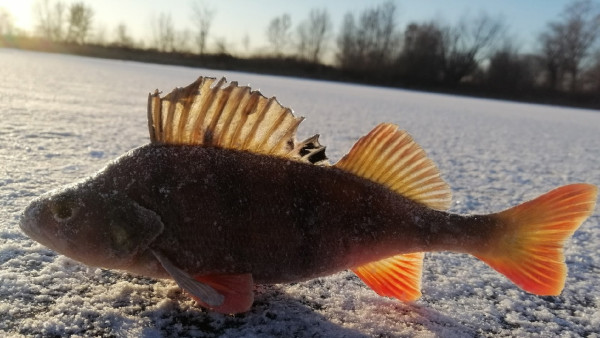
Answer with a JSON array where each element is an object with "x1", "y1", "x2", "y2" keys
[{"x1": 352, "y1": 252, "x2": 424, "y2": 302}]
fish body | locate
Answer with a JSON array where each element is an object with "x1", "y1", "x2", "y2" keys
[
  {"x1": 24, "y1": 144, "x2": 487, "y2": 282},
  {"x1": 20, "y1": 77, "x2": 597, "y2": 314}
]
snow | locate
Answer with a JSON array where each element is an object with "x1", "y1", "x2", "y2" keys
[{"x1": 1, "y1": 48, "x2": 599, "y2": 337}]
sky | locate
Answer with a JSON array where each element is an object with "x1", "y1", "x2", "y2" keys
[{"x1": 0, "y1": 0, "x2": 575, "y2": 57}]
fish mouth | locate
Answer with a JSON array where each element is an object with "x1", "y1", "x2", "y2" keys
[
  {"x1": 20, "y1": 198, "x2": 58, "y2": 250},
  {"x1": 20, "y1": 200, "x2": 43, "y2": 240}
]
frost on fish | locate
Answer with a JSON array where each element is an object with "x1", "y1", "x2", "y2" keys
[{"x1": 20, "y1": 76, "x2": 598, "y2": 314}]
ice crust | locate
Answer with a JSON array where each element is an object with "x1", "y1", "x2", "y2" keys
[{"x1": 1, "y1": 48, "x2": 599, "y2": 337}]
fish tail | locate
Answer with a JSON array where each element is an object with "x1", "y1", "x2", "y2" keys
[{"x1": 475, "y1": 184, "x2": 597, "y2": 295}]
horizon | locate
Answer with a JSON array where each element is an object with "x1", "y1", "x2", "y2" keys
[{"x1": 0, "y1": 0, "x2": 576, "y2": 60}]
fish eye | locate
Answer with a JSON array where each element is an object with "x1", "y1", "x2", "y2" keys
[{"x1": 50, "y1": 199, "x2": 78, "y2": 222}]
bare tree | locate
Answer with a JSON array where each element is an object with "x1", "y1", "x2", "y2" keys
[
  {"x1": 336, "y1": 13, "x2": 358, "y2": 69},
  {"x1": 90, "y1": 23, "x2": 107, "y2": 45},
  {"x1": 539, "y1": 24, "x2": 566, "y2": 90},
  {"x1": 113, "y1": 23, "x2": 133, "y2": 48},
  {"x1": 151, "y1": 12, "x2": 175, "y2": 52},
  {"x1": 0, "y1": 7, "x2": 15, "y2": 36},
  {"x1": 65, "y1": 2, "x2": 93, "y2": 44},
  {"x1": 336, "y1": 1, "x2": 400, "y2": 71},
  {"x1": 34, "y1": 0, "x2": 67, "y2": 41},
  {"x1": 440, "y1": 12, "x2": 505, "y2": 84},
  {"x1": 397, "y1": 22, "x2": 445, "y2": 84},
  {"x1": 539, "y1": 0, "x2": 600, "y2": 91},
  {"x1": 581, "y1": 51, "x2": 600, "y2": 91},
  {"x1": 174, "y1": 29, "x2": 192, "y2": 53},
  {"x1": 191, "y1": 0, "x2": 215, "y2": 55},
  {"x1": 214, "y1": 36, "x2": 229, "y2": 54},
  {"x1": 242, "y1": 34, "x2": 251, "y2": 55},
  {"x1": 486, "y1": 42, "x2": 537, "y2": 93},
  {"x1": 266, "y1": 13, "x2": 292, "y2": 56},
  {"x1": 359, "y1": 1, "x2": 399, "y2": 65},
  {"x1": 296, "y1": 8, "x2": 332, "y2": 63}
]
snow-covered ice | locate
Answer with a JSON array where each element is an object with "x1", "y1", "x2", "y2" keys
[{"x1": 1, "y1": 48, "x2": 599, "y2": 337}]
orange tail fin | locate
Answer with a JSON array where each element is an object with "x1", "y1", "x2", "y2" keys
[{"x1": 476, "y1": 184, "x2": 597, "y2": 295}]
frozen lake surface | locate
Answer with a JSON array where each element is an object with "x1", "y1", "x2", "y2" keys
[{"x1": 1, "y1": 48, "x2": 599, "y2": 337}]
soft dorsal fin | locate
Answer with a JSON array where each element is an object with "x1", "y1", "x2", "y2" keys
[
  {"x1": 335, "y1": 123, "x2": 451, "y2": 210},
  {"x1": 148, "y1": 76, "x2": 328, "y2": 165},
  {"x1": 352, "y1": 253, "x2": 424, "y2": 302}
]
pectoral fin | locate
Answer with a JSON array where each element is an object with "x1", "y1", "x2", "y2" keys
[{"x1": 151, "y1": 250, "x2": 224, "y2": 307}]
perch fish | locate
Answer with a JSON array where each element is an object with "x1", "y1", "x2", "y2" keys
[{"x1": 20, "y1": 77, "x2": 597, "y2": 314}]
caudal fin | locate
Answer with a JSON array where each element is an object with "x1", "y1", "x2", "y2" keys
[{"x1": 476, "y1": 184, "x2": 597, "y2": 295}]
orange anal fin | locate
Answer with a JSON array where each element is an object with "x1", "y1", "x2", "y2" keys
[
  {"x1": 352, "y1": 252, "x2": 424, "y2": 302},
  {"x1": 193, "y1": 273, "x2": 254, "y2": 314},
  {"x1": 477, "y1": 184, "x2": 597, "y2": 296}
]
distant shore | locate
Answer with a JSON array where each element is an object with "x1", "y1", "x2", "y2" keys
[{"x1": 2, "y1": 36, "x2": 598, "y2": 111}]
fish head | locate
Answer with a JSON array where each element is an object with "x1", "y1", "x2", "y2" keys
[{"x1": 20, "y1": 182, "x2": 164, "y2": 270}]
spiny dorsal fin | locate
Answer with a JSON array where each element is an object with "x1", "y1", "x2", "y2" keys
[
  {"x1": 294, "y1": 134, "x2": 328, "y2": 166},
  {"x1": 335, "y1": 123, "x2": 451, "y2": 210},
  {"x1": 352, "y1": 253, "x2": 424, "y2": 302},
  {"x1": 148, "y1": 76, "x2": 328, "y2": 165}
]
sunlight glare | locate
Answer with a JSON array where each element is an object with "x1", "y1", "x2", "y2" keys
[{"x1": 0, "y1": 0, "x2": 35, "y2": 31}]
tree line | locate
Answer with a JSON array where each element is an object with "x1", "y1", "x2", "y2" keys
[
  {"x1": 1, "y1": 0, "x2": 599, "y2": 106},
  {"x1": 331, "y1": 1, "x2": 600, "y2": 95}
]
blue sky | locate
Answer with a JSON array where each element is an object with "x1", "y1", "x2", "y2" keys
[{"x1": 1, "y1": 0, "x2": 574, "y2": 56}]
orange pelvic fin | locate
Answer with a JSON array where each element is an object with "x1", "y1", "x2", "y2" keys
[
  {"x1": 193, "y1": 273, "x2": 254, "y2": 314},
  {"x1": 476, "y1": 184, "x2": 597, "y2": 295},
  {"x1": 352, "y1": 252, "x2": 424, "y2": 301}
]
